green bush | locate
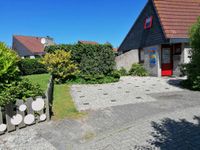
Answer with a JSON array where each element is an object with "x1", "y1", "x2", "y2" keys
[
  {"x1": 129, "y1": 63, "x2": 148, "y2": 76},
  {"x1": 0, "y1": 79, "x2": 43, "y2": 106},
  {"x1": 18, "y1": 58, "x2": 47, "y2": 75},
  {"x1": 118, "y1": 67, "x2": 128, "y2": 76},
  {"x1": 42, "y1": 50, "x2": 80, "y2": 83},
  {"x1": 0, "y1": 42, "x2": 19, "y2": 83},
  {"x1": 182, "y1": 17, "x2": 200, "y2": 90},
  {"x1": 0, "y1": 43, "x2": 44, "y2": 106},
  {"x1": 45, "y1": 43, "x2": 117, "y2": 84}
]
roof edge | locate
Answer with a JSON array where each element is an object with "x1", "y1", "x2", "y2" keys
[
  {"x1": 151, "y1": 0, "x2": 167, "y2": 39},
  {"x1": 118, "y1": 0, "x2": 150, "y2": 51}
]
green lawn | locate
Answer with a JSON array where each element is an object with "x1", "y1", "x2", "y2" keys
[
  {"x1": 24, "y1": 73, "x2": 85, "y2": 120},
  {"x1": 53, "y1": 84, "x2": 85, "y2": 120},
  {"x1": 23, "y1": 74, "x2": 50, "y2": 91}
]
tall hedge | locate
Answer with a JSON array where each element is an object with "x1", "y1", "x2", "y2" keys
[
  {"x1": 18, "y1": 58, "x2": 47, "y2": 75},
  {"x1": 45, "y1": 43, "x2": 116, "y2": 77}
]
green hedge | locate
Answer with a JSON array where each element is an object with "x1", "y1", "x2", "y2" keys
[
  {"x1": 45, "y1": 43, "x2": 118, "y2": 83},
  {"x1": 18, "y1": 58, "x2": 47, "y2": 75}
]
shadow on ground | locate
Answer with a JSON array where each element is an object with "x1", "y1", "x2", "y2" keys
[{"x1": 145, "y1": 116, "x2": 200, "y2": 150}]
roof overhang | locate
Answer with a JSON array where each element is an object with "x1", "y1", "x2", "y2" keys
[{"x1": 169, "y1": 38, "x2": 189, "y2": 44}]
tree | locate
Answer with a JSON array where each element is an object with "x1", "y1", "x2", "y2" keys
[
  {"x1": 184, "y1": 17, "x2": 200, "y2": 90},
  {"x1": 41, "y1": 50, "x2": 80, "y2": 83}
]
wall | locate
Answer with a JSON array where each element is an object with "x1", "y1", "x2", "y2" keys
[
  {"x1": 173, "y1": 43, "x2": 191, "y2": 76},
  {"x1": 183, "y1": 43, "x2": 192, "y2": 64},
  {"x1": 143, "y1": 45, "x2": 161, "y2": 77},
  {"x1": 115, "y1": 49, "x2": 139, "y2": 70}
]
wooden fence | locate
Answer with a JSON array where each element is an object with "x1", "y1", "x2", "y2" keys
[{"x1": 0, "y1": 76, "x2": 54, "y2": 135}]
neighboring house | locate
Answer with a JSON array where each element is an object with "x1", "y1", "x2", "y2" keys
[
  {"x1": 117, "y1": 0, "x2": 200, "y2": 77},
  {"x1": 12, "y1": 35, "x2": 55, "y2": 58},
  {"x1": 78, "y1": 40, "x2": 99, "y2": 45},
  {"x1": 78, "y1": 40, "x2": 118, "y2": 53}
]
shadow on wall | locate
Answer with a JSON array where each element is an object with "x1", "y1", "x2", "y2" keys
[{"x1": 147, "y1": 116, "x2": 200, "y2": 150}]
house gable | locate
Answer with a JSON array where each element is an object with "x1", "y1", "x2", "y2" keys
[{"x1": 118, "y1": 0, "x2": 167, "y2": 53}]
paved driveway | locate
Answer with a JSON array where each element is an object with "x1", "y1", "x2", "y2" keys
[
  {"x1": 1, "y1": 77, "x2": 200, "y2": 150},
  {"x1": 71, "y1": 77, "x2": 183, "y2": 111}
]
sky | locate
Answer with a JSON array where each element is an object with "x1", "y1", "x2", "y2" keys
[{"x1": 0, "y1": 0, "x2": 147, "y2": 47}]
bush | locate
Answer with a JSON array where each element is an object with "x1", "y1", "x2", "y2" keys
[
  {"x1": 0, "y1": 78, "x2": 43, "y2": 106},
  {"x1": 0, "y1": 42, "x2": 19, "y2": 83},
  {"x1": 18, "y1": 58, "x2": 47, "y2": 75},
  {"x1": 42, "y1": 50, "x2": 80, "y2": 83},
  {"x1": 118, "y1": 67, "x2": 128, "y2": 76},
  {"x1": 45, "y1": 43, "x2": 117, "y2": 84},
  {"x1": 0, "y1": 43, "x2": 44, "y2": 106},
  {"x1": 182, "y1": 17, "x2": 200, "y2": 90},
  {"x1": 129, "y1": 63, "x2": 148, "y2": 76}
]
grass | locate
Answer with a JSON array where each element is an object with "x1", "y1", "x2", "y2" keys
[
  {"x1": 52, "y1": 84, "x2": 86, "y2": 120},
  {"x1": 23, "y1": 74, "x2": 50, "y2": 91},
  {"x1": 23, "y1": 73, "x2": 85, "y2": 119}
]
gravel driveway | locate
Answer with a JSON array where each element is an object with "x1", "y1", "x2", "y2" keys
[{"x1": 71, "y1": 76, "x2": 183, "y2": 111}]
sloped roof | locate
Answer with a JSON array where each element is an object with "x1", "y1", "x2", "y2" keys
[
  {"x1": 13, "y1": 35, "x2": 45, "y2": 54},
  {"x1": 78, "y1": 40, "x2": 99, "y2": 45},
  {"x1": 153, "y1": 0, "x2": 200, "y2": 38}
]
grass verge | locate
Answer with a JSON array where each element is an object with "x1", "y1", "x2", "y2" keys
[{"x1": 52, "y1": 84, "x2": 86, "y2": 120}]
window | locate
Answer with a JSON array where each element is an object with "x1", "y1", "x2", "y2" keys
[
  {"x1": 144, "y1": 16, "x2": 153, "y2": 29},
  {"x1": 173, "y1": 44, "x2": 182, "y2": 55}
]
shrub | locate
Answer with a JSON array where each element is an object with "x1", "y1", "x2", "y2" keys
[
  {"x1": 18, "y1": 58, "x2": 47, "y2": 75},
  {"x1": 0, "y1": 42, "x2": 19, "y2": 83},
  {"x1": 118, "y1": 67, "x2": 128, "y2": 76},
  {"x1": 42, "y1": 50, "x2": 80, "y2": 83},
  {"x1": 0, "y1": 78, "x2": 43, "y2": 106},
  {"x1": 182, "y1": 17, "x2": 200, "y2": 90},
  {"x1": 45, "y1": 43, "x2": 117, "y2": 84},
  {"x1": 129, "y1": 63, "x2": 148, "y2": 76}
]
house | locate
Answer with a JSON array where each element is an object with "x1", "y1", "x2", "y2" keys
[
  {"x1": 78, "y1": 40, "x2": 99, "y2": 45},
  {"x1": 12, "y1": 35, "x2": 55, "y2": 58},
  {"x1": 78, "y1": 40, "x2": 118, "y2": 53},
  {"x1": 117, "y1": 0, "x2": 200, "y2": 77}
]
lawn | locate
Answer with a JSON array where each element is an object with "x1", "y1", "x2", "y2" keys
[
  {"x1": 24, "y1": 73, "x2": 50, "y2": 91},
  {"x1": 52, "y1": 84, "x2": 85, "y2": 120},
  {"x1": 24, "y1": 73, "x2": 85, "y2": 120}
]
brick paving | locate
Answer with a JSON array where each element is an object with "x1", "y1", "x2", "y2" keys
[
  {"x1": 71, "y1": 77, "x2": 183, "y2": 111},
  {"x1": 1, "y1": 77, "x2": 200, "y2": 150}
]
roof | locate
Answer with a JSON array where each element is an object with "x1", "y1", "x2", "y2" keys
[
  {"x1": 78, "y1": 40, "x2": 99, "y2": 45},
  {"x1": 113, "y1": 48, "x2": 118, "y2": 52},
  {"x1": 13, "y1": 35, "x2": 46, "y2": 54},
  {"x1": 153, "y1": 0, "x2": 200, "y2": 39}
]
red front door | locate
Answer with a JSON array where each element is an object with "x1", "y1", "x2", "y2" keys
[{"x1": 161, "y1": 46, "x2": 173, "y2": 76}]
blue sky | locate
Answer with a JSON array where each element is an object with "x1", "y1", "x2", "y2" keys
[{"x1": 0, "y1": 0, "x2": 147, "y2": 47}]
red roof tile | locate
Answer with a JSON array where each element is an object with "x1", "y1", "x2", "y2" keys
[
  {"x1": 153, "y1": 0, "x2": 200, "y2": 38},
  {"x1": 13, "y1": 35, "x2": 45, "y2": 54},
  {"x1": 78, "y1": 40, "x2": 99, "y2": 45}
]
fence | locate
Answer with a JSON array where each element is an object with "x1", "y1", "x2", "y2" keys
[{"x1": 0, "y1": 76, "x2": 54, "y2": 135}]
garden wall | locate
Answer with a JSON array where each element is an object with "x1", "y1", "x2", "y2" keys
[{"x1": 0, "y1": 76, "x2": 54, "y2": 135}]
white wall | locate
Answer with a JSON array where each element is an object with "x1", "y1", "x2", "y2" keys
[
  {"x1": 143, "y1": 45, "x2": 161, "y2": 77},
  {"x1": 115, "y1": 49, "x2": 139, "y2": 70}
]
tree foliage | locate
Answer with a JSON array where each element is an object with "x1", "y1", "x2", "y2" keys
[
  {"x1": 0, "y1": 42, "x2": 19, "y2": 83},
  {"x1": 183, "y1": 17, "x2": 200, "y2": 90},
  {"x1": 42, "y1": 50, "x2": 80, "y2": 83}
]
